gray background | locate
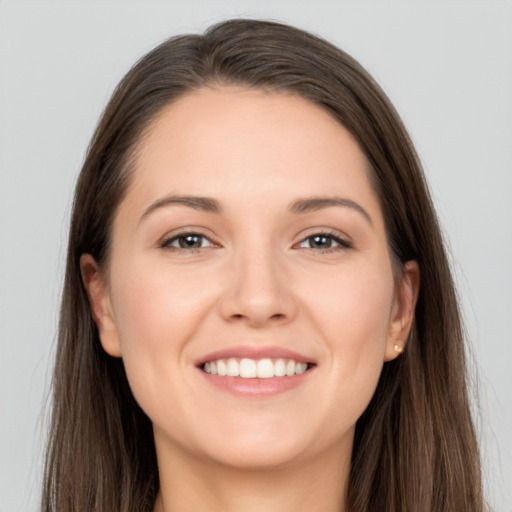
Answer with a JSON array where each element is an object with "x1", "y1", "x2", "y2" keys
[{"x1": 1, "y1": 1, "x2": 511, "y2": 510}]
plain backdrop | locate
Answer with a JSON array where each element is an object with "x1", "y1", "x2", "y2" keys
[{"x1": 1, "y1": 1, "x2": 511, "y2": 511}]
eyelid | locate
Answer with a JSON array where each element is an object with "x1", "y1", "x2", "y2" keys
[
  {"x1": 164, "y1": 234, "x2": 213, "y2": 249},
  {"x1": 157, "y1": 226, "x2": 352, "y2": 252},
  {"x1": 159, "y1": 227, "x2": 221, "y2": 250},
  {"x1": 293, "y1": 228, "x2": 353, "y2": 250}
]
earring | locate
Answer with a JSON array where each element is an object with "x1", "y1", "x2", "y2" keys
[{"x1": 393, "y1": 345, "x2": 404, "y2": 354}]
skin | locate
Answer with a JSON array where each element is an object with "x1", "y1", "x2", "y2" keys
[{"x1": 81, "y1": 87, "x2": 420, "y2": 512}]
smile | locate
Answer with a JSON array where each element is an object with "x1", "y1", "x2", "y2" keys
[
  {"x1": 202, "y1": 358, "x2": 309, "y2": 378},
  {"x1": 196, "y1": 346, "x2": 316, "y2": 396}
]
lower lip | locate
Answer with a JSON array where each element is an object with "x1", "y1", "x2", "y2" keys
[{"x1": 197, "y1": 368, "x2": 314, "y2": 397}]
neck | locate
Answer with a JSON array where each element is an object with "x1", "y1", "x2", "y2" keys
[{"x1": 153, "y1": 438, "x2": 351, "y2": 512}]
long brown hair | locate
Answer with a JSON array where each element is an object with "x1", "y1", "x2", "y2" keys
[{"x1": 42, "y1": 19, "x2": 484, "y2": 511}]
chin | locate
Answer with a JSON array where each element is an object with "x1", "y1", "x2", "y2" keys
[
  {"x1": 188, "y1": 415, "x2": 337, "y2": 471},
  {"x1": 201, "y1": 438, "x2": 309, "y2": 471}
]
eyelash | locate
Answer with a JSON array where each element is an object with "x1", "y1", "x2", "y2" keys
[
  {"x1": 295, "y1": 231, "x2": 353, "y2": 253},
  {"x1": 160, "y1": 232, "x2": 216, "y2": 252},
  {"x1": 160, "y1": 230, "x2": 352, "y2": 253}
]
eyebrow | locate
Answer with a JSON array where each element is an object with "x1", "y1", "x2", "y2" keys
[
  {"x1": 289, "y1": 196, "x2": 373, "y2": 226},
  {"x1": 140, "y1": 195, "x2": 222, "y2": 221},
  {"x1": 140, "y1": 194, "x2": 372, "y2": 226}
]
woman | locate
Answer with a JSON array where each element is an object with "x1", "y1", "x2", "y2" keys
[{"x1": 42, "y1": 19, "x2": 485, "y2": 511}]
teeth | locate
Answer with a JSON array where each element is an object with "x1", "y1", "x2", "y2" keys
[
  {"x1": 217, "y1": 359, "x2": 227, "y2": 376},
  {"x1": 240, "y1": 358, "x2": 257, "y2": 378},
  {"x1": 275, "y1": 359, "x2": 286, "y2": 377},
  {"x1": 227, "y1": 358, "x2": 239, "y2": 376},
  {"x1": 257, "y1": 358, "x2": 274, "y2": 379},
  {"x1": 202, "y1": 358, "x2": 309, "y2": 378},
  {"x1": 295, "y1": 362, "x2": 307, "y2": 375}
]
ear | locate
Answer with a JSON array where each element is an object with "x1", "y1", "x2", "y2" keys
[
  {"x1": 80, "y1": 254, "x2": 122, "y2": 357},
  {"x1": 384, "y1": 260, "x2": 420, "y2": 361}
]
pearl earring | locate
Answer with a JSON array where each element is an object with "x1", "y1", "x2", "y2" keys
[{"x1": 393, "y1": 345, "x2": 404, "y2": 354}]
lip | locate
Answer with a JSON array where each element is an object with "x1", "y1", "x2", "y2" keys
[
  {"x1": 194, "y1": 345, "x2": 315, "y2": 367},
  {"x1": 194, "y1": 345, "x2": 316, "y2": 398},
  {"x1": 197, "y1": 369, "x2": 315, "y2": 397}
]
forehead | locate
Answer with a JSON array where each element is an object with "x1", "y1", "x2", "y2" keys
[{"x1": 122, "y1": 87, "x2": 382, "y2": 223}]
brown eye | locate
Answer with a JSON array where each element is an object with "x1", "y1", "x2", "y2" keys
[
  {"x1": 163, "y1": 233, "x2": 213, "y2": 250},
  {"x1": 306, "y1": 235, "x2": 334, "y2": 249}
]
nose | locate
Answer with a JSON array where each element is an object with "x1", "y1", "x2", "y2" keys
[{"x1": 217, "y1": 246, "x2": 297, "y2": 327}]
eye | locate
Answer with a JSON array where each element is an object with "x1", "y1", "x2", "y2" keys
[
  {"x1": 162, "y1": 233, "x2": 214, "y2": 250},
  {"x1": 297, "y1": 233, "x2": 351, "y2": 251}
]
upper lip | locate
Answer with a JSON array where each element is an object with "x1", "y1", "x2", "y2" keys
[{"x1": 195, "y1": 345, "x2": 316, "y2": 367}]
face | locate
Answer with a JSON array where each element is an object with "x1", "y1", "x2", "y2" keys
[{"x1": 82, "y1": 87, "x2": 418, "y2": 471}]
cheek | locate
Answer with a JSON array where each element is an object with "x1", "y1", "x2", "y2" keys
[
  {"x1": 310, "y1": 261, "x2": 394, "y2": 347},
  {"x1": 307, "y1": 263, "x2": 394, "y2": 412},
  {"x1": 111, "y1": 257, "x2": 213, "y2": 344},
  {"x1": 107, "y1": 259, "x2": 217, "y2": 408}
]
